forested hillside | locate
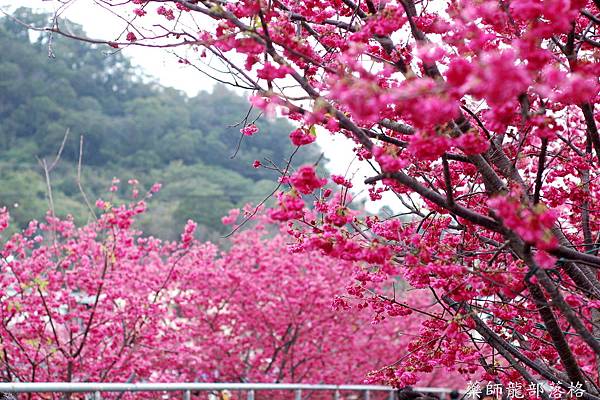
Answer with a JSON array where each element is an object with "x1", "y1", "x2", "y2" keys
[{"x1": 0, "y1": 8, "x2": 321, "y2": 239}]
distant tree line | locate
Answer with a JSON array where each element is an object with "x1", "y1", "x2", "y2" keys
[{"x1": 0, "y1": 8, "x2": 321, "y2": 239}]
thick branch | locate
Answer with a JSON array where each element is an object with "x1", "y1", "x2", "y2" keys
[
  {"x1": 581, "y1": 103, "x2": 600, "y2": 165},
  {"x1": 365, "y1": 172, "x2": 500, "y2": 231},
  {"x1": 535, "y1": 270, "x2": 600, "y2": 356},
  {"x1": 526, "y1": 279, "x2": 588, "y2": 387}
]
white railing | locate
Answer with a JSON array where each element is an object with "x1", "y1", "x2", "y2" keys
[{"x1": 0, "y1": 382, "x2": 459, "y2": 399}]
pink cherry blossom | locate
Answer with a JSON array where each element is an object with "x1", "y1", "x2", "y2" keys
[
  {"x1": 241, "y1": 123, "x2": 259, "y2": 136},
  {"x1": 21, "y1": 0, "x2": 600, "y2": 393},
  {"x1": 289, "y1": 165, "x2": 327, "y2": 195},
  {"x1": 289, "y1": 128, "x2": 316, "y2": 146}
]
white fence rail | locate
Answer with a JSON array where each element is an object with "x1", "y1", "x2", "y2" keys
[{"x1": 0, "y1": 383, "x2": 459, "y2": 399}]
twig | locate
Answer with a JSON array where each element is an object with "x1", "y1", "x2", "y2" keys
[{"x1": 77, "y1": 136, "x2": 97, "y2": 221}]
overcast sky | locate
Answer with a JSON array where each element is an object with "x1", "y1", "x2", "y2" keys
[{"x1": 0, "y1": 0, "x2": 403, "y2": 213}]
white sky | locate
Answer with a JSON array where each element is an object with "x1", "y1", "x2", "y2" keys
[{"x1": 0, "y1": 0, "x2": 404, "y2": 213}]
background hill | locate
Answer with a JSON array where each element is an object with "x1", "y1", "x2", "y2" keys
[{"x1": 0, "y1": 8, "x2": 322, "y2": 239}]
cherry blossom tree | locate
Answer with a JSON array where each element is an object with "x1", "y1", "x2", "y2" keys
[
  {"x1": 13, "y1": 0, "x2": 600, "y2": 397},
  {"x1": 0, "y1": 188, "x2": 461, "y2": 398}
]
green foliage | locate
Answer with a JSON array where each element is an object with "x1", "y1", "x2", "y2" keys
[{"x1": 0, "y1": 9, "x2": 321, "y2": 239}]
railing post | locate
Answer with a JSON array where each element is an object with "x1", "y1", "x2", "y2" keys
[
  {"x1": 183, "y1": 390, "x2": 191, "y2": 400},
  {"x1": 295, "y1": 389, "x2": 302, "y2": 400},
  {"x1": 247, "y1": 389, "x2": 255, "y2": 400},
  {"x1": 334, "y1": 390, "x2": 340, "y2": 400},
  {"x1": 94, "y1": 391, "x2": 102, "y2": 400},
  {"x1": 363, "y1": 390, "x2": 370, "y2": 400},
  {"x1": 389, "y1": 390, "x2": 396, "y2": 400}
]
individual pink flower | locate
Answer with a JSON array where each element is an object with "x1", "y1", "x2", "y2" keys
[
  {"x1": 325, "y1": 205, "x2": 353, "y2": 227},
  {"x1": 126, "y1": 32, "x2": 137, "y2": 42},
  {"x1": 396, "y1": 370, "x2": 418, "y2": 386},
  {"x1": 0, "y1": 207, "x2": 8, "y2": 232},
  {"x1": 150, "y1": 183, "x2": 162, "y2": 193},
  {"x1": 373, "y1": 145, "x2": 408, "y2": 172},
  {"x1": 256, "y1": 63, "x2": 292, "y2": 80},
  {"x1": 445, "y1": 57, "x2": 473, "y2": 89},
  {"x1": 241, "y1": 124, "x2": 259, "y2": 136},
  {"x1": 289, "y1": 128, "x2": 316, "y2": 146},
  {"x1": 325, "y1": 118, "x2": 339, "y2": 132},
  {"x1": 249, "y1": 95, "x2": 278, "y2": 118},
  {"x1": 221, "y1": 208, "x2": 240, "y2": 225},
  {"x1": 268, "y1": 191, "x2": 305, "y2": 221},
  {"x1": 454, "y1": 130, "x2": 489, "y2": 155},
  {"x1": 289, "y1": 166, "x2": 327, "y2": 195}
]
